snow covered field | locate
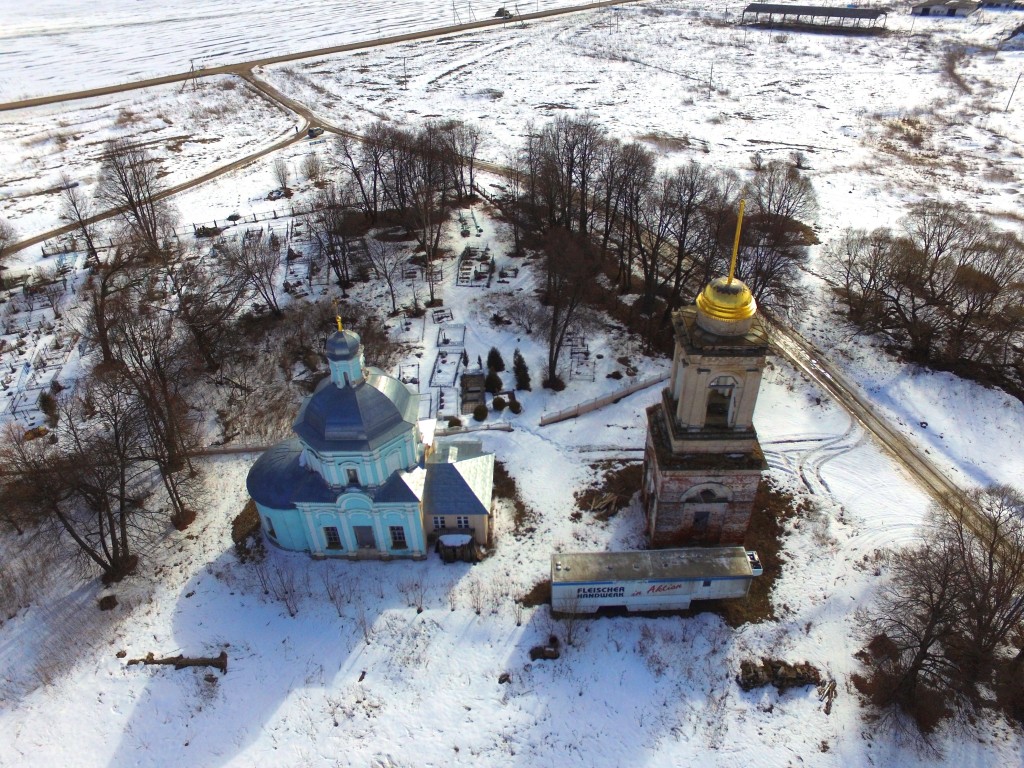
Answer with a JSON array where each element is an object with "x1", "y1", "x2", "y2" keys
[
  {"x1": 260, "y1": 0, "x2": 1024, "y2": 231},
  {"x1": 0, "y1": 208, "x2": 955, "y2": 766},
  {"x1": 1, "y1": 198, "x2": 1019, "y2": 766},
  {"x1": 0, "y1": 76, "x2": 297, "y2": 240},
  {"x1": 0, "y1": 0, "x2": 588, "y2": 101},
  {"x1": 2, "y1": 1, "x2": 1024, "y2": 765}
]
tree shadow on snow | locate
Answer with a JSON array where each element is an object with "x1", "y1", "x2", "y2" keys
[{"x1": 103, "y1": 542, "x2": 551, "y2": 767}]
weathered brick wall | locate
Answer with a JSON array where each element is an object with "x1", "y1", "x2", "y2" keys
[{"x1": 647, "y1": 467, "x2": 761, "y2": 548}]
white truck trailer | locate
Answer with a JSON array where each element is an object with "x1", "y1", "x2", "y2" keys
[{"x1": 551, "y1": 547, "x2": 763, "y2": 614}]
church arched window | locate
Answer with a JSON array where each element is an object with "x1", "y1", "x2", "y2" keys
[{"x1": 706, "y1": 376, "x2": 738, "y2": 428}]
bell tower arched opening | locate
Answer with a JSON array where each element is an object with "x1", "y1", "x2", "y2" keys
[{"x1": 705, "y1": 376, "x2": 738, "y2": 429}]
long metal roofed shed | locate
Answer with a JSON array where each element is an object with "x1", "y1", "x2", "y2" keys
[
  {"x1": 551, "y1": 547, "x2": 763, "y2": 613},
  {"x1": 741, "y1": 3, "x2": 889, "y2": 28}
]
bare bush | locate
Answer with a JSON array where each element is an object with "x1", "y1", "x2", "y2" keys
[
  {"x1": 398, "y1": 579, "x2": 427, "y2": 613},
  {"x1": 301, "y1": 152, "x2": 324, "y2": 183},
  {"x1": 321, "y1": 569, "x2": 347, "y2": 618},
  {"x1": 268, "y1": 564, "x2": 300, "y2": 617},
  {"x1": 356, "y1": 603, "x2": 374, "y2": 645},
  {"x1": 468, "y1": 578, "x2": 486, "y2": 616},
  {"x1": 273, "y1": 157, "x2": 290, "y2": 190}
]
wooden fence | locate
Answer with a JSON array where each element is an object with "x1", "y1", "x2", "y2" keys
[{"x1": 538, "y1": 374, "x2": 668, "y2": 426}]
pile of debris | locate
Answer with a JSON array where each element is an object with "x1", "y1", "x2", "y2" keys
[{"x1": 737, "y1": 658, "x2": 822, "y2": 692}]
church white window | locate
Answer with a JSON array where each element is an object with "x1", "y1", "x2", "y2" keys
[
  {"x1": 456, "y1": 516, "x2": 470, "y2": 530},
  {"x1": 389, "y1": 526, "x2": 408, "y2": 549},
  {"x1": 346, "y1": 468, "x2": 359, "y2": 485},
  {"x1": 324, "y1": 526, "x2": 343, "y2": 550},
  {"x1": 432, "y1": 516, "x2": 445, "y2": 531}
]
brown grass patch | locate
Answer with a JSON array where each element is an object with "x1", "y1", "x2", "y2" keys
[
  {"x1": 574, "y1": 461, "x2": 643, "y2": 522},
  {"x1": 637, "y1": 131, "x2": 691, "y2": 153},
  {"x1": 231, "y1": 499, "x2": 265, "y2": 563},
  {"x1": 521, "y1": 579, "x2": 551, "y2": 607},
  {"x1": 494, "y1": 459, "x2": 535, "y2": 537}
]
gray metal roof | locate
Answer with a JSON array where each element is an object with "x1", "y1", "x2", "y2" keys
[
  {"x1": 375, "y1": 471, "x2": 422, "y2": 504},
  {"x1": 325, "y1": 329, "x2": 361, "y2": 361},
  {"x1": 551, "y1": 547, "x2": 757, "y2": 585},
  {"x1": 246, "y1": 440, "x2": 336, "y2": 510},
  {"x1": 742, "y1": 3, "x2": 888, "y2": 19},
  {"x1": 247, "y1": 439, "x2": 423, "y2": 510},
  {"x1": 292, "y1": 370, "x2": 419, "y2": 454},
  {"x1": 423, "y1": 440, "x2": 494, "y2": 518}
]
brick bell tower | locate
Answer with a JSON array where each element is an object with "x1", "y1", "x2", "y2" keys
[{"x1": 642, "y1": 202, "x2": 768, "y2": 548}]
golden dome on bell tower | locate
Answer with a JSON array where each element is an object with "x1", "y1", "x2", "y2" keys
[{"x1": 694, "y1": 200, "x2": 758, "y2": 336}]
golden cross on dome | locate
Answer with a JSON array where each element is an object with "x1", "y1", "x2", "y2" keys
[{"x1": 728, "y1": 199, "x2": 746, "y2": 285}]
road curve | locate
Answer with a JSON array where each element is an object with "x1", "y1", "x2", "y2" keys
[
  {"x1": 0, "y1": 0, "x2": 644, "y2": 112},
  {"x1": 0, "y1": 4, "x2": 991, "y2": 540},
  {"x1": 763, "y1": 317, "x2": 973, "y2": 519},
  {"x1": 5, "y1": 120, "x2": 309, "y2": 258}
]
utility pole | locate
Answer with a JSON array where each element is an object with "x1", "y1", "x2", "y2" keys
[{"x1": 1006, "y1": 72, "x2": 1021, "y2": 113}]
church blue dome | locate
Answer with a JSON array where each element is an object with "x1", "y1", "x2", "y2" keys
[
  {"x1": 293, "y1": 370, "x2": 419, "y2": 453},
  {"x1": 326, "y1": 329, "x2": 361, "y2": 361}
]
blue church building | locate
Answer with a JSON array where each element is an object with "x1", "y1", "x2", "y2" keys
[{"x1": 246, "y1": 325, "x2": 495, "y2": 560}]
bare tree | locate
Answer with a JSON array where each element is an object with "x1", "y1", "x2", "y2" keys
[
  {"x1": 95, "y1": 138, "x2": 174, "y2": 256},
  {"x1": 58, "y1": 173, "x2": 100, "y2": 259},
  {"x1": 858, "y1": 488, "x2": 1024, "y2": 734},
  {"x1": 337, "y1": 131, "x2": 383, "y2": 222},
  {"x1": 858, "y1": 535, "x2": 963, "y2": 734},
  {"x1": 35, "y1": 263, "x2": 66, "y2": 318},
  {"x1": 107, "y1": 286, "x2": 203, "y2": 524},
  {"x1": 273, "y1": 157, "x2": 290, "y2": 191},
  {"x1": 157, "y1": 243, "x2": 251, "y2": 371},
  {"x1": 541, "y1": 227, "x2": 598, "y2": 388},
  {"x1": 220, "y1": 231, "x2": 284, "y2": 316},
  {"x1": 941, "y1": 487, "x2": 1024, "y2": 680},
  {"x1": 0, "y1": 219, "x2": 16, "y2": 289},
  {"x1": 78, "y1": 246, "x2": 140, "y2": 365},
  {"x1": 366, "y1": 237, "x2": 404, "y2": 313},
  {"x1": 305, "y1": 185, "x2": 358, "y2": 291},
  {"x1": 738, "y1": 160, "x2": 817, "y2": 310},
  {"x1": 301, "y1": 152, "x2": 324, "y2": 184},
  {"x1": 0, "y1": 375, "x2": 154, "y2": 583},
  {"x1": 824, "y1": 205, "x2": 1024, "y2": 388}
]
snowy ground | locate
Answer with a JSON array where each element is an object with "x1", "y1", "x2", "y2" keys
[
  {"x1": 0, "y1": 0, "x2": 591, "y2": 101},
  {"x1": 0, "y1": 76, "x2": 297, "y2": 243},
  {"x1": 2, "y1": 202, "x2": 1021, "y2": 768},
  {"x1": 259, "y1": 0, "x2": 1024, "y2": 232},
  {"x1": 2, "y1": 1, "x2": 1024, "y2": 765}
]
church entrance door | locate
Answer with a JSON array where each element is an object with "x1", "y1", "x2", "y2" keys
[{"x1": 354, "y1": 526, "x2": 376, "y2": 549}]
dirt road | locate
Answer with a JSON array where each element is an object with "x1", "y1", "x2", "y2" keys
[
  {"x1": 0, "y1": 0, "x2": 642, "y2": 112},
  {"x1": 764, "y1": 318, "x2": 972, "y2": 517}
]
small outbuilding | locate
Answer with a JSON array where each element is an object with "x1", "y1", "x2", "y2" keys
[
  {"x1": 911, "y1": 0, "x2": 979, "y2": 16},
  {"x1": 551, "y1": 547, "x2": 763, "y2": 613}
]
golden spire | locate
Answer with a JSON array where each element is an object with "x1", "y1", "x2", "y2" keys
[
  {"x1": 332, "y1": 298, "x2": 343, "y2": 332},
  {"x1": 694, "y1": 199, "x2": 757, "y2": 333},
  {"x1": 728, "y1": 199, "x2": 746, "y2": 285}
]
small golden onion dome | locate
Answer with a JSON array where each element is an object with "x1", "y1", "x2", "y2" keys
[{"x1": 696, "y1": 277, "x2": 757, "y2": 322}]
